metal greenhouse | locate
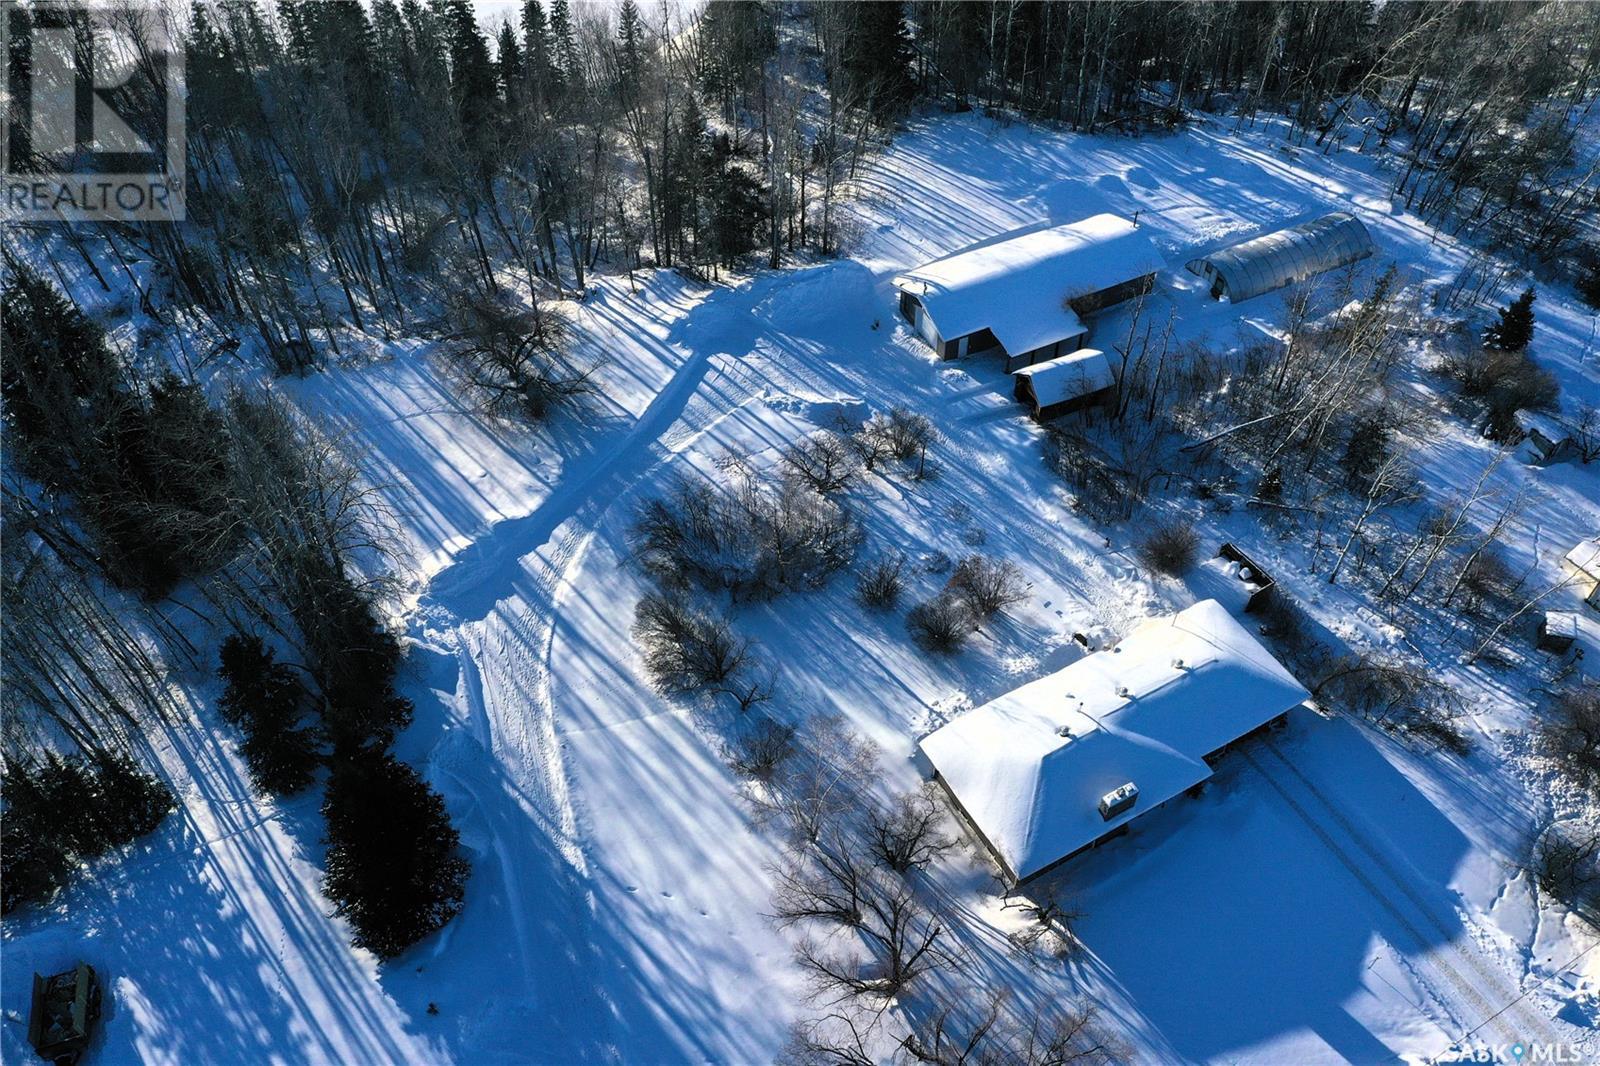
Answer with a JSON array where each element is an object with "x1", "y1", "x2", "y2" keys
[{"x1": 1188, "y1": 212, "x2": 1376, "y2": 303}]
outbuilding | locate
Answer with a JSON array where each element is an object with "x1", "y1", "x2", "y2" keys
[
  {"x1": 1565, "y1": 537, "x2": 1600, "y2": 611},
  {"x1": 893, "y1": 214, "x2": 1165, "y2": 372},
  {"x1": 1523, "y1": 414, "x2": 1577, "y2": 465},
  {"x1": 918, "y1": 599, "x2": 1310, "y2": 884},
  {"x1": 1538, "y1": 611, "x2": 1580, "y2": 654},
  {"x1": 1012, "y1": 347, "x2": 1114, "y2": 420},
  {"x1": 1187, "y1": 212, "x2": 1375, "y2": 303}
]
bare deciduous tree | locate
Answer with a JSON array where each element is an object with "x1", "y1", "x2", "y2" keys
[{"x1": 866, "y1": 784, "x2": 955, "y2": 875}]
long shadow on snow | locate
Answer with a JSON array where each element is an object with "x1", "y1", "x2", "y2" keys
[
  {"x1": 1058, "y1": 709, "x2": 1473, "y2": 1063},
  {"x1": 417, "y1": 267, "x2": 833, "y2": 626}
]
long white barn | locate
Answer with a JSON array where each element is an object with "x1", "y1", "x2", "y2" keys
[
  {"x1": 919, "y1": 599, "x2": 1309, "y2": 883},
  {"x1": 893, "y1": 214, "x2": 1164, "y2": 372}
]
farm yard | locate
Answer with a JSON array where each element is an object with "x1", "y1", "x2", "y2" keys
[{"x1": 3, "y1": 4, "x2": 1600, "y2": 1064}]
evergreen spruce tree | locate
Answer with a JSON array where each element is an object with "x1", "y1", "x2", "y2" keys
[
  {"x1": 843, "y1": 1, "x2": 916, "y2": 121},
  {"x1": 1484, "y1": 287, "x2": 1536, "y2": 351},
  {"x1": 86, "y1": 752, "x2": 176, "y2": 844},
  {"x1": 445, "y1": 0, "x2": 499, "y2": 165},
  {"x1": 1, "y1": 752, "x2": 174, "y2": 913},
  {"x1": 548, "y1": 0, "x2": 579, "y2": 95},
  {"x1": 616, "y1": 0, "x2": 644, "y2": 103},
  {"x1": 703, "y1": 133, "x2": 767, "y2": 267},
  {"x1": 219, "y1": 633, "x2": 319, "y2": 795},
  {"x1": 0, "y1": 759, "x2": 74, "y2": 914},
  {"x1": 496, "y1": 21, "x2": 524, "y2": 105},
  {"x1": 322, "y1": 749, "x2": 469, "y2": 959},
  {"x1": 521, "y1": 0, "x2": 556, "y2": 108},
  {"x1": 0, "y1": 261, "x2": 123, "y2": 487},
  {"x1": 296, "y1": 574, "x2": 414, "y2": 752}
]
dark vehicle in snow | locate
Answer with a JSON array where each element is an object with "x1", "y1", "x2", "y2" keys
[{"x1": 26, "y1": 962, "x2": 102, "y2": 1066}]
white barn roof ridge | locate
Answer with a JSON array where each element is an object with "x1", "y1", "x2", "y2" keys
[{"x1": 893, "y1": 214, "x2": 1166, "y2": 356}]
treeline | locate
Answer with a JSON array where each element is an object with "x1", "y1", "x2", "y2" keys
[
  {"x1": 13, "y1": 1, "x2": 1593, "y2": 384},
  {"x1": 9, "y1": 0, "x2": 908, "y2": 377},
  {"x1": 2, "y1": 260, "x2": 465, "y2": 956},
  {"x1": 914, "y1": 2, "x2": 1599, "y2": 258}
]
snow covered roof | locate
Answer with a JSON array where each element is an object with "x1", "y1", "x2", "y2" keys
[
  {"x1": 1013, "y1": 348, "x2": 1113, "y2": 410},
  {"x1": 1544, "y1": 612, "x2": 1581, "y2": 640},
  {"x1": 920, "y1": 600, "x2": 1309, "y2": 881},
  {"x1": 1193, "y1": 212, "x2": 1375, "y2": 303},
  {"x1": 1567, "y1": 538, "x2": 1600, "y2": 580},
  {"x1": 893, "y1": 215, "x2": 1164, "y2": 355}
]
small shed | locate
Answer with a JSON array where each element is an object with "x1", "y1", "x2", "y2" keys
[
  {"x1": 1523, "y1": 414, "x2": 1576, "y2": 465},
  {"x1": 1565, "y1": 537, "x2": 1600, "y2": 611},
  {"x1": 1538, "y1": 611, "x2": 1580, "y2": 654},
  {"x1": 1217, "y1": 543, "x2": 1278, "y2": 613},
  {"x1": 1187, "y1": 212, "x2": 1375, "y2": 303},
  {"x1": 1012, "y1": 348, "x2": 1114, "y2": 420}
]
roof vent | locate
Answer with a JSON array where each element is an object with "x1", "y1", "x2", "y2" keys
[
  {"x1": 1056, "y1": 724, "x2": 1072, "y2": 739},
  {"x1": 1099, "y1": 782, "x2": 1138, "y2": 820},
  {"x1": 1172, "y1": 657, "x2": 1186, "y2": 670},
  {"x1": 1115, "y1": 684, "x2": 1132, "y2": 698}
]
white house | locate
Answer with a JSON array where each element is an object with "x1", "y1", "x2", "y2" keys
[
  {"x1": 893, "y1": 214, "x2": 1164, "y2": 372},
  {"x1": 918, "y1": 599, "x2": 1309, "y2": 883}
]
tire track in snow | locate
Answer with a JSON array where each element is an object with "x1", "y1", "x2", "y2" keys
[
  {"x1": 1255, "y1": 740, "x2": 1562, "y2": 1048},
  {"x1": 1243, "y1": 743, "x2": 1557, "y2": 1050},
  {"x1": 410, "y1": 277, "x2": 795, "y2": 1061}
]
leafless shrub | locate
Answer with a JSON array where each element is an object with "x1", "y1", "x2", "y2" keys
[
  {"x1": 947, "y1": 555, "x2": 1030, "y2": 622},
  {"x1": 784, "y1": 431, "x2": 862, "y2": 494},
  {"x1": 723, "y1": 716, "x2": 799, "y2": 782},
  {"x1": 1256, "y1": 593, "x2": 1310, "y2": 658},
  {"x1": 866, "y1": 784, "x2": 955, "y2": 875},
  {"x1": 717, "y1": 663, "x2": 777, "y2": 714},
  {"x1": 1312, "y1": 655, "x2": 1471, "y2": 754},
  {"x1": 908, "y1": 593, "x2": 974, "y2": 654},
  {"x1": 632, "y1": 593, "x2": 751, "y2": 693},
  {"x1": 1137, "y1": 520, "x2": 1200, "y2": 576},
  {"x1": 851, "y1": 408, "x2": 939, "y2": 478},
  {"x1": 1043, "y1": 425, "x2": 1156, "y2": 523},
  {"x1": 1539, "y1": 686, "x2": 1600, "y2": 796},
  {"x1": 856, "y1": 554, "x2": 906, "y2": 610},
  {"x1": 1534, "y1": 821, "x2": 1600, "y2": 924},
  {"x1": 1452, "y1": 548, "x2": 1516, "y2": 617},
  {"x1": 1442, "y1": 347, "x2": 1560, "y2": 440},
  {"x1": 763, "y1": 716, "x2": 881, "y2": 846},
  {"x1": 782, "y1": 1011, "x2": 880, "y2": 1066},
  {"x1": 1561, "y1": 403, "x2": 1600, "y2": 463},
  {"x1": 439, "y1": 292, "x2": 593, "y2": 422},
  {"x1": 630, "y1": 472, "x2": 861, "y2": 602},
  {"x1": 1002, "y1": 890, "x2": 1085, "y2": 961}
]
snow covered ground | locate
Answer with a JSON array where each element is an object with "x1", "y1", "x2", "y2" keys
[{"x1": 5, "y1": 110, "x2": 1599, "y2": 1065}]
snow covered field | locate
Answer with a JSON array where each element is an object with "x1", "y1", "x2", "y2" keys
[{"x1": 6, "y1": 110, "x2": 1599, "y2": 1065}]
